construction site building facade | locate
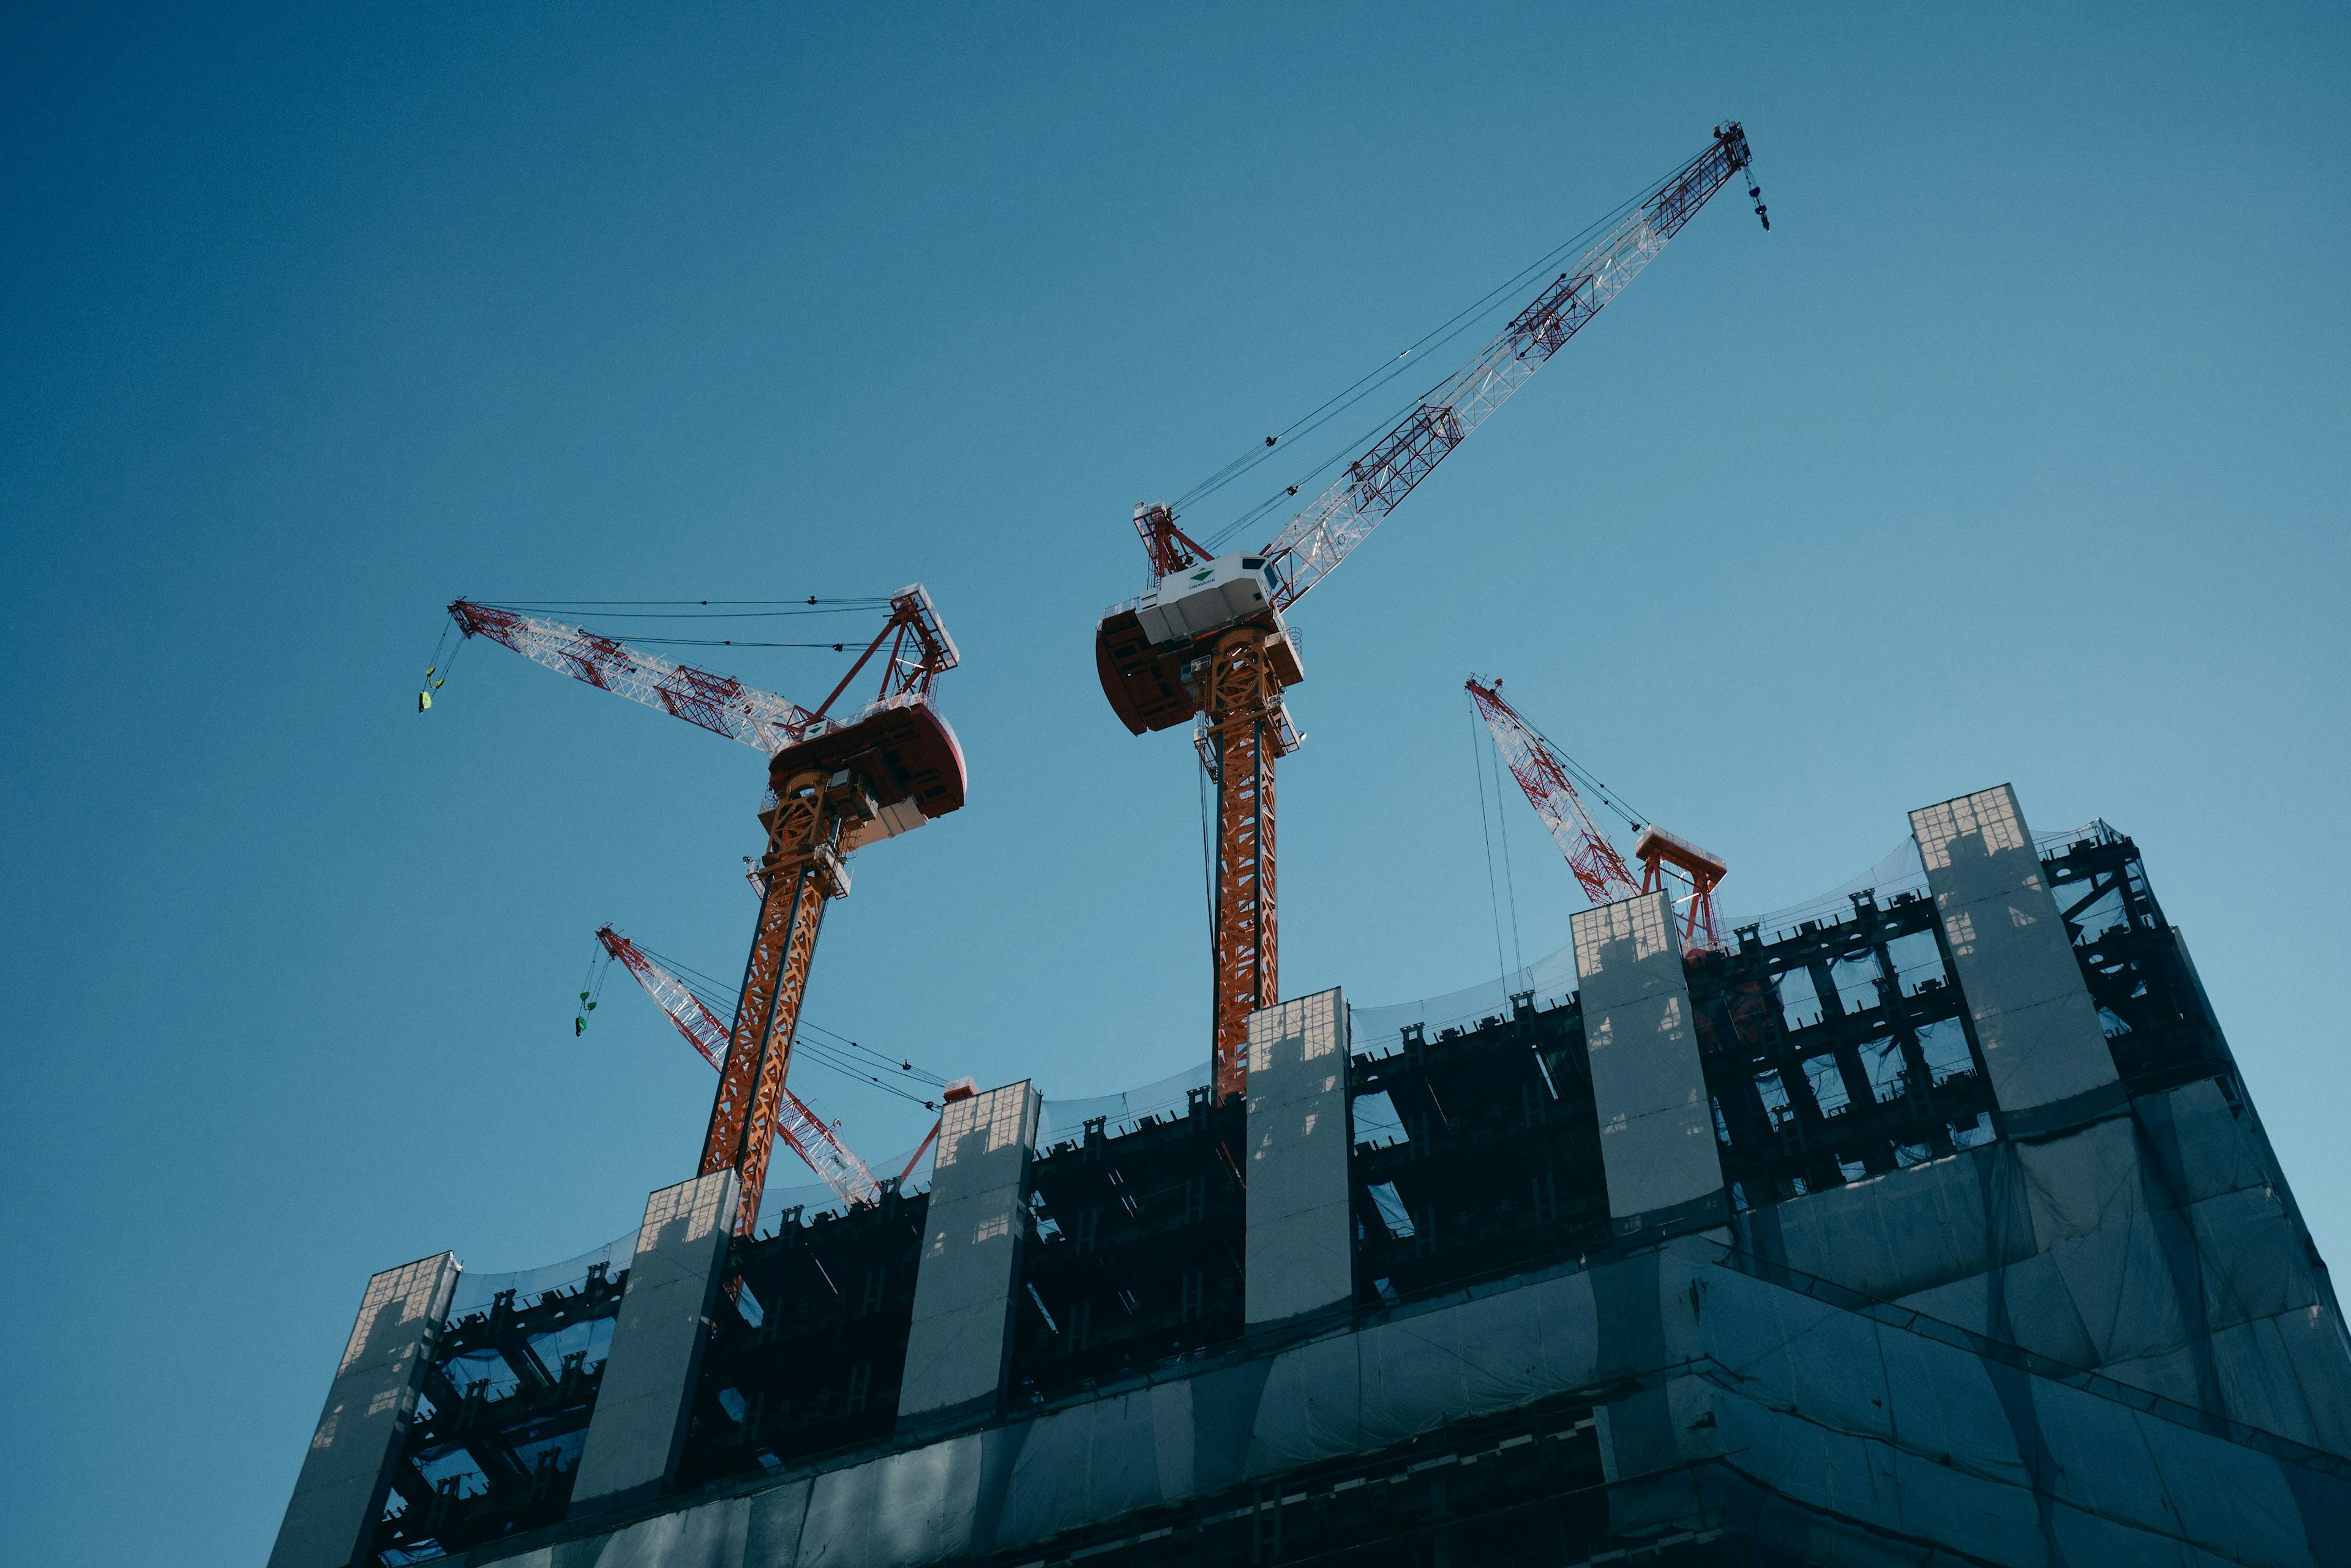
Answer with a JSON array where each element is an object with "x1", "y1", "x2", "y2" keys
[{"x1": 268, "y1": 786, "x2": 2351, "y2": 1568}]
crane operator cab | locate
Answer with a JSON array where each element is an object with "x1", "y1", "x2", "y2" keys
[
  {"x1": 1137, "y1": 554, "x2": 1283, "y2": 644},
  {"x1": 1095, "y1": 552, "x2": 1306, "y2": 736}
]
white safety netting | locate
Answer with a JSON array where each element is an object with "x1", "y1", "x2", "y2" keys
[
  {"x1": 449, "y1": 1231, "x2": 637, "y2": 1318},
  {"x1": 447, "y1": 1138, "x2": 942, "y2": 1315},
  {"x1": 452, "y1": 823, "x2": 2118, "y2": 1308},
  {"x1": 1038, "y1": 1061, "x2": 1213, "y2": 1150},
  {"x1": 1346, "y1": 824, "x2": 2108, "y2": 1056},
  {"x1": 750, "y1": 1136, "x2": 936, "y2": 1234}
]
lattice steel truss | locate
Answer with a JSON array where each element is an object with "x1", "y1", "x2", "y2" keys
[
  {"x1": 1258, "y1": 126, "x2": 1755, "y2": 612},
  {"x1": 597, "y1": 926, "x2": 881, "y2": 1211}
]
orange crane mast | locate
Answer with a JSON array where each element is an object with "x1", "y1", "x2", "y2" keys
[
  {"x1": 448, "y1": 587, "x2": 964, "y2": 1237},
  {"x1": 1096, "y1": 124, "x2": 1763, "y2": 1097}
]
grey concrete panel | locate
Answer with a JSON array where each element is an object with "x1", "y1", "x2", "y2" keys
[
  {"x1": 2044, "y1": 1212, "x2": 2189, "y2": 1366},
  {"x1": 2211, "y1": 1316, "x2": 2329, "y2": 1449},
  {"x1": 2097, "y1": 1343, "x2": 2211, "y2": 1410},
  {"x1": 2209, "y1": 1308, "x2": 2351, "y2": 1457},
  {"x1": 2190, "y1": 1188, "x2": 2315, "y2": 1329},
  {"x1": 1911, "y1": 786, "x2": 2119, "y2": 1113},
  {"x1": 899, "y1": 1081, "x2": 1039, "y2": 1423},
  {"x1": 1188, "y1": 1357, "x2": 1275, "y2": 1495},
  {"x1": 966, "y1": 1420, "x2": 1033, "y2": 1556},
  {"x1": 2009, "y1": 1114, "x2": 2144, "y2": 1248},
  {"x1": 2159, "y1": 1078, "x2": 2271, "y2": 1204},
  {"x1": 268, "y1": 1252, "x2": 460, "y2": 1568},
  {"x1": 1766, "y1": 1150, "x2": 1992, "y2": 1304},
  {"x1": 1571, "y1": 893, "x2": 1723, "y2": 1227},
  {"x1": 2273, "y1": 1306, "x2": 2351, "y2": 1455},
  {"x1": 1243, "y1": 988, "x2": 1353, "y2": 1329},
  {"x1": 1147, "y1": 1380, "x2": 1195, "y2": 1501},
  {"x1": 1995, "y1": 1250, "x2": 2103, "y2": 1367},
  {"x1": 997, "y1": 1385, "x2": 1169, "y2": 1545},
  {"x1": 2025, "y1": 1381, "x2": 2225, "y2": 1549},
  {"x1": 462, "y1": 1220, "x2": 2349, "y2": 1568},
  {"x1": 743, "y1": 1476, "x2": 813, "y2": 1567},
  {"x1": 592, "y1": 1495, "x2": 750, "y2": 1566},
  {"x1": 572, "y1": 1169, "x2": 741, "y2": 1515},
  {"x1": 798, "y1": 1431, "x2": 984, "y2": 1568}
]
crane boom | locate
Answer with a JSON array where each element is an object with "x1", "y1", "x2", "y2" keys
[
  {"x1": 449, "y1": 586, "x2": 960, "y2": 755},
  {"x1": 1259, "y1": 124, "x2": 1755, "y2": 612},
  {"x1": 596, "y1": 926, "x2": 882, "y2": 1210},
  {"x1": 1466, "y1": 678, "x2": 1640, "y2": 906},
  {"x1": 449, "y1": 602, "x2": 821, "y2": 752}
]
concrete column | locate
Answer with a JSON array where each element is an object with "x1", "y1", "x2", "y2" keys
[
  {"x1": 1244, "y1": 987, "x2": 1354, "y2": 1332},
  {"x1": 1573, "y1": 892, "x2": 1726, "y2": 1238},
  {"x1": 898, "y1": 1080, "x2": 1041, "y2": 1429},
  {"x1": 1910, "y1": 785, "x2": 2120, "y2": 1127},
  {"x1": 268, "y1": 1252, "x2": 460, "y2": 1568},
  {"x1": 570, "y1": 1168, "x2": 740, "y2": 1515}
]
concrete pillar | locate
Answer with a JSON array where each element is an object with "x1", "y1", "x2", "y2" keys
[
  {"x1": 570, "y1": 1168, "x2": 740, "y2": 1515},
  {"x1": 268, "y1": 1253, "x2": 460, "y2": 1568},
  {"x1": 1910, "y1": 785, "x2": 2121, "y2": 1128},
  {"x1": 898, "y1": 1080, "x2": 1040, "y2": 1430},
  {"x1": 1573, "y1": 892, "x2": 1726, "y2": 1239},
  {"x1": 1244, "y1": 988, "x2": 1354, "y2": 1332}
]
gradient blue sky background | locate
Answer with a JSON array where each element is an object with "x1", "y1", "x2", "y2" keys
[{"x1": 4, "y1": 5, "x2": 2347, "y2": 1562}]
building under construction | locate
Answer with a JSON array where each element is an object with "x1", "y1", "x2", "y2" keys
[
  {"x1": 267, "y1": 784, "x2": 2351, "y2": 1567},
  {"x1": 283, "y1": 126, "x2": 2346, "y2": 1567}
]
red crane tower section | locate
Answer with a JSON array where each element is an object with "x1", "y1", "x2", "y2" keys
[
  {"x1": 1632, "y1": 825, "x2": 1729, "y2": 953},
  {"x1": 594, "y1": 925, "x2": 883, "y2": 1211},
  {"x1": 1464, "y1": 677, "x2": 1639, "y2": 906},
  {"x1": 450, "y1": 586, "x2": 963, "y2": 1237},
  {"x1": 1094, "y1": 124, "x2": 1761, "y2": 1098},
  {"x1": 1468, "y1": 675, "x2": 1730, "y2": 951}
]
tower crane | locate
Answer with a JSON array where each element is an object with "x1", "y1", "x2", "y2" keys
[
  {"x1": 448, "y1": 587, "x2": 964, "y2": 1237},
  {"x1": 1095, "y1": 124, "x2": 1763, "y2": 1096},
  {"x1": 596, "y1": 925, "x2": 883, "y2": 1210},
  {"x1": 1466, "y1": 676, "x2": 1728, "y2": 950}
]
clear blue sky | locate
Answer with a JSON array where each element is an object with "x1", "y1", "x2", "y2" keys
[{"x1": 4, "y1": 5, "x2": 2345, "y2": 1562}]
